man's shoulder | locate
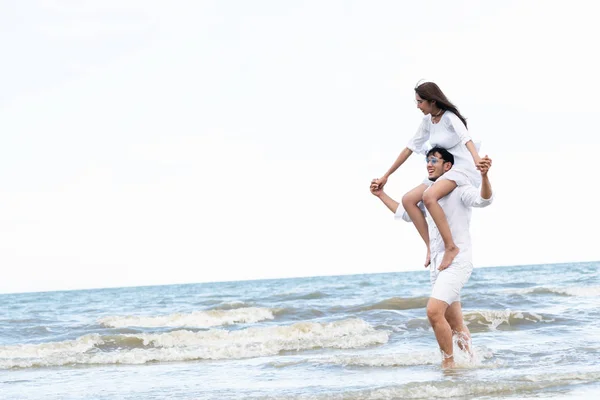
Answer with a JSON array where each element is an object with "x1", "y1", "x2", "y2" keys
[
  {"x1": 450, "y1": 185, "x2": 479, "y2": 204},
  {"x1": 444, "y1": 184, "x2": 474, "y2": 197},
  {"x1": 454, "y1": 185, "x2": 477, "y2": 195}
]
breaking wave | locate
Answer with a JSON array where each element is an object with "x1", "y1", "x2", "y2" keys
[
  {"x1": 98, "y1": 307, "x2": 275, "y2": 328},
  {"x1": 515, "y1": 286, "x2": 600, "y2": 297},
  {"x1": 1, "y1": 318, "x2": 389, "y2": 369},
  {"x1": 359, "y1": 296, "x2": 429, "y2": 311},
  {"x1": 463, "y1": 310, "x2": 556, "y2": 331}
]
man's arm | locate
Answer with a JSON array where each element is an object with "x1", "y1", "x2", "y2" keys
[
  {"x1": 370, "y1": 181, "x2": 420, "y2": 222},
  {"x1": 378, "y1": 191, "x2": 401, "y2": 214},
  {"x1": 479, "y1": 172, "x2": 492, "y2": 201},
  {"x1": 461, "y1": 156, "x2": 493, "y2": 207}
]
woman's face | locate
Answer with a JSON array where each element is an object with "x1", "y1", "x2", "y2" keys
[{"x1": 415, "y1": 93, "x2": 434, "y2": 115}]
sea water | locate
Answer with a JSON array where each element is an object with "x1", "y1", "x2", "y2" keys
[{"x1": 1, "y1": 261, "x2": 599, "y2": 399}]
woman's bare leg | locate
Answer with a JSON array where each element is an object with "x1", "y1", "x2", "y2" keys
[
  {"x1": 422, "y1": 179, "x2": 458, "y2": 270},
  {"x1": 402, "y1": 184, "x2": 430, "y2": 266}
]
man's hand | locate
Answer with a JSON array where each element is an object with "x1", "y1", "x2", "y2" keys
[
  {"x1": 370, "y1": 179, "x2": 383, "y2": 197},
  {"x1": 476, "y1": 155, "x2": 492, "y2": 176},
  {"x1": 370, "y1": 179, "x2": 401, "y2": 215}
]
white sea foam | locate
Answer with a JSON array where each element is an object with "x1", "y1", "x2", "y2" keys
[
  {"x1": 361, "y1": 374, "x2": 600, "y2": 399},
  {"x1": 98, "y1": 306, "x2": 275, "y2": 328},
  {"x1": 318, "y1": 345, "x2": 495, "y2": 368},
  {"x1": 131, "y1": 318, "x2": 388, "y2": 352},
  {"x1": 0, "y1": 334, "x2": 103, "y2": 359},
  {"x1": 256, "y1": 371, "x2": 600, "y2": 399},
  {"x1": 1, "y1": 318, "x2": 389, "y2": 369}
]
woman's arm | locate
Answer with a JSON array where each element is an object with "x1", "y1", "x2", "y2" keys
[
  {"x1": 445, "y1": 112, "x2": 481, "y2": 166},
  {"x1": 377, "y1": 147, "x2": 413, "y2": 188},
  {"x1": 465, "y1": 140, "x2": 482, "y2": 165},
  {"x1": 384, "y1": 147, "x2": 413, "y2": 179}
]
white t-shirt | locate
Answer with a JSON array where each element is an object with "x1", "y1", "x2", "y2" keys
[{"x1": 394, "y1": 184, "x2": 493, "y2": 265}]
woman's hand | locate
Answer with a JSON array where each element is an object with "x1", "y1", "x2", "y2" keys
[
  {"x1": 374, "y1": 176, "x2": 388, "y2": 189},
  {"x1": 474, "y1": 157, "x2": 482, "y2": 171}
]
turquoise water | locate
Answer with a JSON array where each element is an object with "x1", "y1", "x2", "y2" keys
[{"x1": 1, "y1": 261, "x2": 599, "y2": 399}]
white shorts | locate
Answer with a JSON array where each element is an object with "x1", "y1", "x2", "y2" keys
[{"x1": 429, "y1": 254, "x2": 473, "y2": 305}]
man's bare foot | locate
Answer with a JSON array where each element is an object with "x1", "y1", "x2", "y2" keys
[
  {"x1": 457, "y1": 339, "x2": 471, "y2": 355},
  {"x1": 439, "y1": 246, "x2": 459, "y2": 270},
  {"x1": 424, "y1": 249, "x2": 431, "y2": 268},
  {"x1": 455, "y1": 332, "x2": 472, "y2": 355}
]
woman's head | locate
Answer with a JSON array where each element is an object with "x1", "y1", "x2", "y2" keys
[{"x1": 414, "y1": 81, "x2": 467, "y2": 128}]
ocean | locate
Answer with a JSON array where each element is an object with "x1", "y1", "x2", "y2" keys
[{"x1": 1, "y1": 261, "x2": 599, "y2": 399}]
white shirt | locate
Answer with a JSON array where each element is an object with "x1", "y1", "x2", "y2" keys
[
  {"x1": 406, "y1": 112, "x2": 482, "y2": 187},
  {"x1": 395, "y1": 184, "x2": 493, "y2": 264}
]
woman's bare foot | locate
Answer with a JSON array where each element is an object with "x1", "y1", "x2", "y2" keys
[
  {"x1": 424, "y1": 248, "x2": 431, "y2": 267},
  {"x1": 439, "y1": 245, "x2": 459, "y2": 270},
  {"x1": 442, "y1": 358, "x2": 456, "y2": 369}
]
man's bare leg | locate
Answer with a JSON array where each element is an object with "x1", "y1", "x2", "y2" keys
[
  {"x1": 445, "y1": 301, "x2": 472, "y2": 358},
  {"x1": 427, "y1": 298, "x2": 454, "y2": 368}
]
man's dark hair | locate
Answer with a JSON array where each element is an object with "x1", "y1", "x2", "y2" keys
[{"x1": 427, "y1": 147, "x2": 454, "y2": 165}]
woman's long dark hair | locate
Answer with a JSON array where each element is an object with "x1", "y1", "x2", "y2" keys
[{"x1": 415, "y1": 81, "x2": 467, "y2": 128}]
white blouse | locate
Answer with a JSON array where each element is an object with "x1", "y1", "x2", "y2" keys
[{"x1": 406, "y1": 111, "x2": 481, "y2": 187}]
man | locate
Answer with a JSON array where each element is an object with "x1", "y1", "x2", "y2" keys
[{"x1": 370, "y1": 146, "x2": 493, "y2": 368}]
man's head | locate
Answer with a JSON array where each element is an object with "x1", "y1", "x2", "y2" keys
[{"x1": 426, "y1": 147, "x2": 454, "y2": 181}]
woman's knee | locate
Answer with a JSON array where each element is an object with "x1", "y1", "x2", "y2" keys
[
  {"x1": 424, "y1": 180, "x2": 457, "y2": 206},
  {"x1": 422, "y1": 187, "x2": 438, "y2": 207},
  {"x1": 402, "y1": 190, "x2": 422, "y2": 208}
]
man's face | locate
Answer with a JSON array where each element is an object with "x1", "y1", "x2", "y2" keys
[{"x1": 426, "y1": 152, "x2": 451, "y2": 180}]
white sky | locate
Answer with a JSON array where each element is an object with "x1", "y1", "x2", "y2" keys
[{"x1": 1, "y1": 0, "x2": 598, "y2": 294}]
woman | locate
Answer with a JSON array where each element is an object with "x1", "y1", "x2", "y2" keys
[{"x1": 374, "y1": 81, "x2": 481, "y2": 270}]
